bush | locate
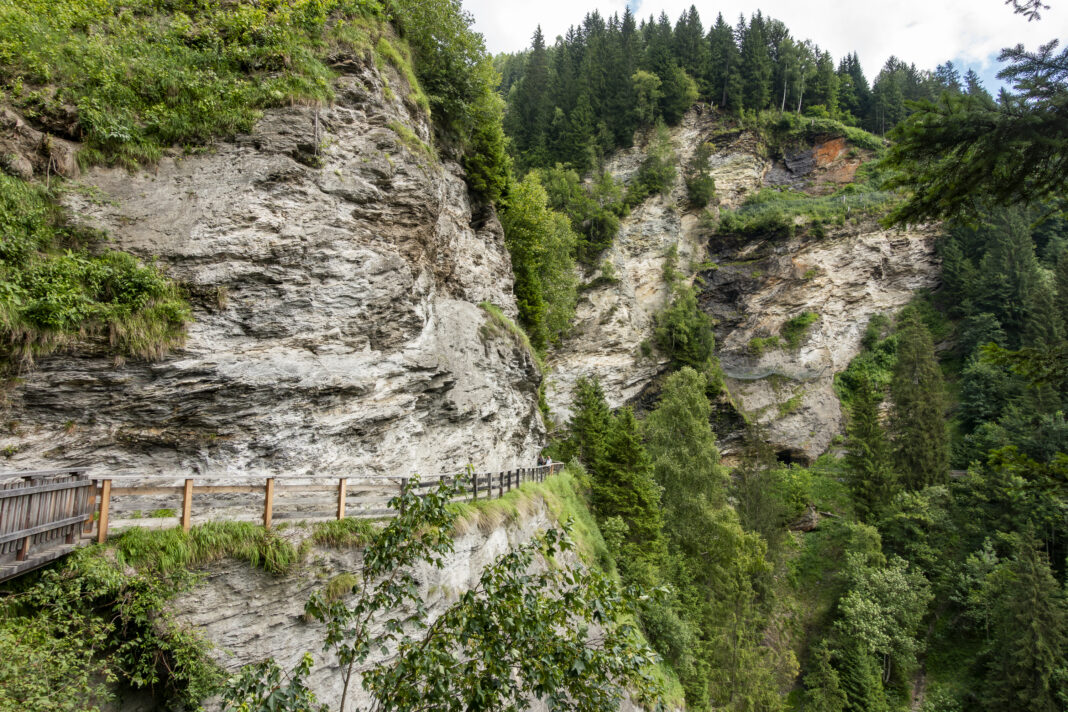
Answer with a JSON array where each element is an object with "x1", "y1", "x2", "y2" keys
[
  {"x1": 0, "y1": 175, "x2": 190, "y2": 368},
  {"x1": 782, "y1": 311, "x2": 819, "y2": 349},
  {"x1": 654, "y1": 285, "x2": 715, "y2": 368}
]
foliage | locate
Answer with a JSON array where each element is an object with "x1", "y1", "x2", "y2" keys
[
  {"x1": 291, "y1": 476, "x2": 665, "y2": 712},
  {"x1": 717, "y1": 186, "x2": 893, "y2": 239},
  {"x1": 0, "y1": 545, "x2": 222, "y2": 711},
  {"x1": 112, "y1": 520, "x2": 303, "y2": 576},
  {"x1": 498, "y1": 173, "x2": 579, "y2": 351},
  {"x1": 626, "y1": 122, "x2": 677, "y2": 207},
  {"x1": 0, "y1": 0, "x2": 385, "y2": 167},
  {"x1": 845, "y1": 377, "x2": 897, "y2": 522},
  {"x1": 310, "y1": 518, "x2": 375, "y2": 549},
  {"x1": 223, "y1": 653, "x2": 328, "y2": 712},
  {"x1": 653, "y1": 283, "x2": 715, "y2": 369},
  {"x1": 685, "y1": 142, "x2": 717, "y2": 208},
  {"x1": 883, "y1": 41, "x2": 1068, "y2": 224},
  {"x1": 538, "y1": 166, "x2": 626, "y2": 264},
  {"x1": 781, "y1": 310, "x2": 819, "y2": 349},
  {"x1": 0, "y1": 175, "x2": 190, "y2": 369},
  {"x1": 889, "y1": 309, "x2": 949, "y2": 489}
]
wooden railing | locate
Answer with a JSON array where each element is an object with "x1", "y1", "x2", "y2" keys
[
  {"x1": 93, "y1": 463, "x2": 564, "y2": 541},
  {"x1": 0, "y1": 468, "x2": 96, "y2": 578},
  {"x1": 0, "y1": 463, "x2": 564, "y2": 582}
]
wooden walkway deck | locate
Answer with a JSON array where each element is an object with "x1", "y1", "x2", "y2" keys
[{"x1": 0, "y1": 463, "x2": 563, "y2": 584}]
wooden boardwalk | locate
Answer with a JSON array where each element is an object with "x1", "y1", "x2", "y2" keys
[{"x1": 0, "y1": 463, "x2": 563, "y2": 583}]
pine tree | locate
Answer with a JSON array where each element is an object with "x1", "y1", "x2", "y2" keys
[
  {"x1": 836, "y1": 641, "x2": 889, "y2": 712},
  {"x1": 510, "y1": 26, "x2": 551, "y2": 167},
  {"x1": 643, "y1": 367, "x2": 727, "y2": 548},
  {"x1": 1023, "y1": 282, "x2": 1066, "y2": 348},
  {"x1": 595, "y1": 406, "x2": 668, "y2": 585},
  {"x1": 707, "y1": 13, "x2": 742, "y2": 110},
  {"x1": 889, "y1": 310, "x2": 949, "y2": 489},
  {"x1": 845, "y1": 378, "x2": 897, "y2": 522}
]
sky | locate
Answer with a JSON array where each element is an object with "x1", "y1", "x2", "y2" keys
[{"x1": 463, "y1": 0, "x2": 1068, "y2": 91}]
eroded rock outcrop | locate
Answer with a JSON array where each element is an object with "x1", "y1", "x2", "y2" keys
[
  {"x1": 547, "y1": 109, "x2": 939, "y2": 459},
  {"x1": 1, "y1": 57, "x2": 543, "y2": 477}
]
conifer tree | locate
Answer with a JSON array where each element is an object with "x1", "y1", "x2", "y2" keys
[
  {"x1": 566, "y1": 376, "x2": 612, "y2": 469},
  {"x1": 845, "y1": 378, "x2": 897, "y2": 522},
  {"x1": 984, "y1": 530, "x2": 1068, "y2": 712},
  {"x1": 889, "y1": 310, "x2": 949, "y2": 489},
  {"x1": 595, "y1": 407, "x2": 668, "y2": 582},
  {"x1": 804, "y1": 642, "x2": 847, "y2": 712},
  {"x1": 738, "y1": 12, "x2": 772, "y2": 110},
  {"x1": 643, "y1": 367, "x2": 727, "y2": 548},
  {"x1": 707, "y1": 13, "x2": 742, "y2": 110}
]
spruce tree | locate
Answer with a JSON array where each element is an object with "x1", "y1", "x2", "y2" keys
[
  {"x1": 889, "y1": 310, "x2": 949, "y2": 489},
  {"x1": 707, "y1": 13, "x2": 742, "y2": 110},
  {"x1": 738, "y1": 12, "x2": 772, "y2": 110},
  {"x1": 845, "y1": 377, "x2": 897, "y2": 522},
  {"x1": 595, "y1": 407, "x2": 668, "y2": 585},
  {"x1": 804, "y1": 642, "x2": 847, "y2": 712},
  {"x1": 566, "y1": 376, "x2": 612, "y2": 469},
  {"x1": 985, "y1": 530, "x2": 1068, "y2": 712},
  {"x1": 643, "y1": 367, "x2": 727, "y2": 548}
]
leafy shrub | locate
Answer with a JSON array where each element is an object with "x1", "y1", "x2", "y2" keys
[
  {"x1": 782, "y1": 311, "x2": 819, "y2": 349},
  {"x1": 0, "y1": 175, "x2": 190, "y2": 368},
  {"x1": 654, "y1": 284, "x2": 715, "y2": 368}
]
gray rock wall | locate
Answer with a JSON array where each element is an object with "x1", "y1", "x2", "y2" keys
[{"x1": 1, "y1": 58, "x2": 544, "y2": 478}]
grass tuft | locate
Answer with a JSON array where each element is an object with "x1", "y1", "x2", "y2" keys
[{"x1": 311, "y1": 517, "x2": 374, "y2": 548}]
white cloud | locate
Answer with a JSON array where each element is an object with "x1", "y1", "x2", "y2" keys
[{"x1": 463, "y1": 0, "x2": 1068, "y2": 77}]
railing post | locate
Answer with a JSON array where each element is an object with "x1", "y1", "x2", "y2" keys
[
  {"x1": 97, "y1": 479, "x2": 112, "y2": 544},
  {"x1": 472, "y1": 471, "x2": 478, "y2": 501},
  {"x1": 400, "y1": 478, "x2": 408, "y2": 514},
  {"x1": 337, "y1": 478, "x2": 346, "y2": 520},
  {"x1": 84, "y1": 478, "x2": 97, "y2": 534},
  {"x1": 263, "y1": 477, "x2": 275, "y2": 529},
  {"x1": 182, "y1": 478, "x2": 193, "y2": 533}
]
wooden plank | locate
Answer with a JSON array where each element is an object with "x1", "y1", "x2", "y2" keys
[
  {"x1": 263, "y1": 478, "x2": 274, "y2": 529},
  {"x1": 337, "y1": 478, "x2": 346, "y2": 520},
  {"x1": 182, "y1": 479, "x2": 193, "y2": 533},
  {"x1": 83, "y1": 484, "x2": 97, "y2": 534},
  {"x1": 0, "y1": 514, "x2": 91, "y2": 545},
  {"x1": 110, "y1": 486, "x2": 185, "y2": 496},
  {"x1": 97, "y1": 480, "x2": 112, "y2": 544}
]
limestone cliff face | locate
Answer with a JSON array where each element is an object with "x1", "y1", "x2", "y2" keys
[
  {"x1": 547, "y1": 109, "x2": 939, "y2": 459},
  {"x1": 1, "y1": 58, "x2": 544, "y2": 477},
  {"x1": 139, "y1": 500, "x2": 641, "y2": 712}
]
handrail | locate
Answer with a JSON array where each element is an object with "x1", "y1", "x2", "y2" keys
[{"x1": 88, "y1": 462, "x2": 566, "y2": 543}]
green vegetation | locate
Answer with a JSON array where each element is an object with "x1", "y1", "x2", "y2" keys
[
  {"x1": 781, "y1": 311, "x2": 819, "y2": 349},
  {"x1": 498, "y1": 173, "x2": 579, "y2": 352},
  {"x1": 291, "y1": 477, "x2": 664, "y2": 712},
  {"x1": 0, "y1": 174, "x2": 190, "y2": 368},
  {"x1": 310, "y1": 518, "x2": 374, "y2": 549},
  {"x1": 654, "y1": 283, "x2": 716, "y2": 369},
  {"x1": 718, "y1": 185, "x2": 893, "y2": 239},
  {"x1": 0, "y1": 0, "x2": 386, "y2": 167},
  {"x1": 477, "y1": 301, "x2": 546, "y2": 369}
]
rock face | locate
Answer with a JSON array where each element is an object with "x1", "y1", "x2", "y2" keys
[
  {"x1": 152, "y1": 499, "x2": 642, "y2": 712},
  {"x1": 1, "y1": 57, "x2": 544, "y2": 477},
  {"x1": 547, "y1": 109, "x2": 939, "y2": 459},
  {"x1": 166, "y1": 505, "x2": 555, "y2": 711},
  {"x1": 705, "y1": 224, "x2": 939, "y2": 460}
]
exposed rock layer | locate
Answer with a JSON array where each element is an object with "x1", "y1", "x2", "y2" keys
[
  {"x1": 1, "y1": 58, "x2": 543, "y2": 477},
  {"x1": 547, "y1": 110, "x2": 939, "y2": 458}
]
